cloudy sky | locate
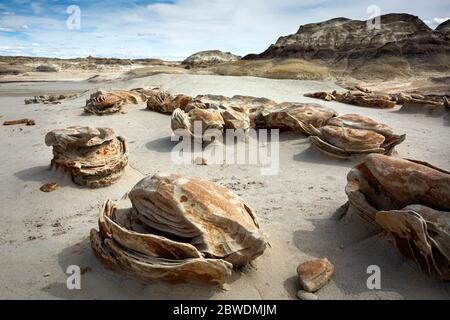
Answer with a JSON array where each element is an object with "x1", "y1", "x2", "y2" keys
[{"x1": 0, "y1": 0, "x2": 449, "y2": 60}]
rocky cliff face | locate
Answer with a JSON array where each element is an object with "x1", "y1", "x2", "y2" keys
[{"x1": 245, "y1": 14, "x2": 450, "y2": 77}]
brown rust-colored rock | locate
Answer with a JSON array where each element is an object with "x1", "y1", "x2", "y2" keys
[
  {"x1": 85, "y1": 90, "x2": 146, "y2": 115},
  {"x1": 90, "y1": 174, "x2": 267, "y2": 285},
  {"x1": 297, "y1": 258, "x2": 334, "y2": 292},
  {"x1": 45, "y1": 126, "x2": 128, "y2": 188},
  {"x1": 40, "y1": 182, "x2": 59, "y2": 192},
  {"x1": 344, "y1": 154, "x2": 450, "y2": 279},
  {"x1": 171, "y1": 104, "x2": 225, "y2": 141},
  {"x1": 309, "y1": 114, "x2": 405, "y2": 158},
  {"x1": 255, "y1": 103, "x2": 337, "y2": 134},
  {"x1": 3, "y1": 118, "x2": 35, "y2": 126},
  {"x1": 146, "y1": 89, "x2": 192, "y2": 114}
]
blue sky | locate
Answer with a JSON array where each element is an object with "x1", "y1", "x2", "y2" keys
[{"x1": 0, "y1": 0, "x2": 449, "y2": 60}]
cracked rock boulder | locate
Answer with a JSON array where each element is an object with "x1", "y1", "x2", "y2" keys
[
  {"x1": 344, "y1": 154, "x2": 450, "y2": 280},
  {"x1": 90, "y1": 173, "x2": 268, "y2": 285},
  {"x1": 309, "y1": 114, "x2": 406, "y2": 158},
  {"x1": 85, "y1": 90, "x2": 146, "y2": 115},
  {"x1": 45, "y1": 126, "x2": 128, "y2": 188}
]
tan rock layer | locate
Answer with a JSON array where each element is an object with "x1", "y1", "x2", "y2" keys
[
  {"x1": 344, "y1": 154, "x2": 450, "y2": 280},
  {"x1": 45, "y1": 126, "x2": 128, "y2": 188},
  {"x1": 309, "y1": 114, "x2": 406, "y2": 159},
  {"x1": 90, "y1": 174, "x2": 267, "y2": 285}
]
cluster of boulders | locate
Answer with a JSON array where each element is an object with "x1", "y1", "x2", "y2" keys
[
  {"x1": 90, "y1": 173, "x2": 268, "y2": 285},
  {"x1": 307, "y1": 86, "x2": 450, "y2": 110},
  {"x1": 344, "y1": 154, "x2": 450, "y2": 280},
  {"x1": 25, "y1": 94, "x2": 75, "y2": 105},
  {"x1": 168, "y1": 94, "x2": 338, "y2": 142},
  {"x1": 45, "y1": 126, "x2": 128, "y2": 188},
  {"x1": 84, "y1": 90, "x2": 147, "y2": 115}
]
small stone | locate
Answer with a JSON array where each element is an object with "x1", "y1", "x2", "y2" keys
[
  {"x1": 297, "y1": 258, "x2": 334, "y2": 292},
  {"x1": 43, "y1": 273, "x2": 51, "y2": 277},
  {"x1": 194, "y1": 157, "x2": 208, "y2": 165},
  {"x1": 297, "y1": 290, "x2": 318, "y2": 300},
  {"x1": 40, "y1": 182, "x2": 59, "y2": 192}
]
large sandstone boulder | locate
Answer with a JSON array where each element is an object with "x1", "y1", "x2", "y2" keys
[
  {"x1": 309, "y1": 114, "x2": 406, "y2": 158},
  {"x1": 146, "y1": 89, "x2": 192, "y2": 114},
  {"x1": 255, "y1": 103, "x2": 337, "y2": 134},
  {"x1": 85, "y1": 90, "x2": 146, "y2": 115},
  {"x1": 45, "y1": 126, "x2": 128, "y2": 188},
  {"x1": 344, "y1": 154, "x2": 450, "y2": 280},
  {"x1": 90, "y1": 173, "x2": 268, "y2": 285}
]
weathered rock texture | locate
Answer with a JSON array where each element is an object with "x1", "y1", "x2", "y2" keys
[
  {"x1": 307, "y1": 86, "x2": 449, "y2": 110},
  {"x1": 45, "y1": 126, "x2": 128, "y2": 188},
  {"x1": 182, "y1": 50, "x2": 241, "y2": 68},
  {"x1": 297, "y1": 258, "x2": 335, "y2": 292},
  {"x1": 85, "y1": 90, "x2": 146, "y2": 115},
  {"x1": 246, "y1": 14, "x2": 450, "y2": 76},
  {"x1": 90, "y1": 173, "x2": 267, "y2": 285},
  {"x1": 146, "y1": 89, "x2": 193, "y2": 114},
  {"x1": 345, "y1": 154, "x2": 450, "y2": 280},
  {"x1": 309, "y1": 114, "x2": 406, "y2": 158},
  {"x1": 255, "y1": 103, "x2": 337, "y2": 134}
]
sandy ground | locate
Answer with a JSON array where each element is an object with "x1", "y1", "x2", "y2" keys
[{"x1": 0, "y1": 74, "x2": 449, "y2": 300}]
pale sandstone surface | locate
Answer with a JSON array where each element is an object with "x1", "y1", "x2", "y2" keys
[{"x1": 0, "y1": 74, "x2": 449, "y2": 299}]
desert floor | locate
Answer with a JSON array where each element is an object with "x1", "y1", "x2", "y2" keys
[{"x1": 0, "y1": 74, "x2": 449, "y2": 299}]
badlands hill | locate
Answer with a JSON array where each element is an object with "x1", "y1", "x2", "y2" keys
[{"x1": 244, "y1": 13, "x2": 450, "y2": 80}]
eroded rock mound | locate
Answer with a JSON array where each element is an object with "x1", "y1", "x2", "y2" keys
[
  {"x1": 85, "y1": 90, "x2": 146, "y2": 115},
  {"x1": 255, "y1": 103, "x2": 337, "y2": 134},
  {"x1": 90, "y1": 173, "x2": 267, "y2": 285},
  {"x1": 248, "y1": 14, "x2": 450, "y2": 75},
  {"x1": 309, "y1": 114, "x2": 406, "y2": 158},
  {"x1": 308, "y1": 88, "x2": 449, "y2": 111},
  {"x1": 45, "y1": 126, "x2": 128, "y2": 188},
  {"x1": 182, "y1": 50, "x2": 241, "y2": 68},
  {"x1": 307, "y1": 88, "x2": 396, "y2": 109},
  {"x1": 345, "y1": 154, "x2": 450, "y2": 280},
  {"x1": 146, "y1": 89, "x2": 192, "y2": 114}
]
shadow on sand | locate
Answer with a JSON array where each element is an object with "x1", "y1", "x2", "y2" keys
[
  {"x1": 42, "y1": 238, "x2": 239, "y2": 299},
  {"x1": 294, "y1": 145, "x2": 360, "y2": 168}
]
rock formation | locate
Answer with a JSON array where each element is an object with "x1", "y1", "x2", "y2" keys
[
  {"x1": 24, "y1": 94, "x2": 75, "y2": 105},
  {"x1": 45, "y1": 126, "x2": 128, "y2": 188},
  {"x1": 146, "y1": 89, "x2": 192, "y2": 114},
  {"x1": 85, "y1": 90, "x2": 146, "y2": 115},
  {"x1": 309, "y1": 114, "x2": 406, "y2": 158},
  {"x1": 90, "y1": 173, "x2": 267, "y2": 285},
  {"x1": 255, "y1": 103, "x2": 337, "y2": 134},
  {"x1": 245, "y1": 14, "x2": 450, "y2": 76},
  {"x1": 308, "y1": 87, "x2": 449, "y2": 110},
  {"x1": 297, "y1": 258, "x2": 334, "y2": 292},
  {"x1": 344, "y1": 154, "x2": 450, "y2": 280},
  {"x1": 182, "y1": 50, "x2": 241, "y2": 68}
]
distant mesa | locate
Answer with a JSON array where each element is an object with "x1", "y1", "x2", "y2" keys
[
  {"x1": 182, "y1": 50, "x2": 241, "y2": 68},
  {"x1": 244, "y1": 13, "x2": 450, "y2": 78}
]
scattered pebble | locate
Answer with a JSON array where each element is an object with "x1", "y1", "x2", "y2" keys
[{"x1": 40, "y1": 182, "x2": 59, "y2": 193}]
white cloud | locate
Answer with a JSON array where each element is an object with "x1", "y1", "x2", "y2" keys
[{"x1": 1, "y1": 0, "x2": 449, "y2": 58}]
